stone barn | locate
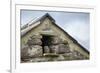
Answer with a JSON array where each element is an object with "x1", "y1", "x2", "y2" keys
[{"x1": 21, "y1": 13, "x2": 89, "y2": 62}]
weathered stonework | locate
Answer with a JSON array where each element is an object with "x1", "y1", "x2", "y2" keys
[
  {"x1": 27, "y1": 38, "x2": 42, "y2": 46},
  {"x1": 21, "y1": 13, "x2": 89, "y2": 62},
  {"x1": 50, "y1": 36, "x2": 62, "y2": 45},
  {"x1": 28, "y1": 45, "x2": 43, "y2": 57},
  {"x1": 21, "y1": 45, "x2": 29, "y2": 59},
  {"x1": 43, "y1": 46, "x2": 50, "y2": 53}
]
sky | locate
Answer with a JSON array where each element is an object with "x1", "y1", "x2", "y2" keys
[{"x1": 21, "y1": 10, "x2": 90, "y2": 51}]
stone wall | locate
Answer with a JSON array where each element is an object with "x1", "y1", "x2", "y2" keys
[
  {"x1": 47, "y1": 36, "x2": 70, "y2": 54},
  {"x1": 21, "y1": 34, "x2": 88, "y2": 62},
  {"x1": 21, "y1": 35, "x2": 43, "y2": 59}
]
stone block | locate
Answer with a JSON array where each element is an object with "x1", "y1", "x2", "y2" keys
[
  {"x1": 59, "y1": 44, "x2": 70, "y2": 54},
  {"x1": 50, "y1": 36, "x2": 62, "y2": 45},
  {"x1": 28, "y1": 45, "x2": 43, "y2": 57},
  {"x1": 21, "y1": 45, "x2": 29, "y2": 59},
  {"x1": 44, "y1": 46, "x2": 50, "y2": 53},
  {"x1": 49, "y1": 45, "x2": 59, "y2": 54},
  {"x1": 27, "y1": 38, "x2": 42, "y2": 45},
  {"x1": 31, "y1": 34, "x2": 42, "y2": 39}
]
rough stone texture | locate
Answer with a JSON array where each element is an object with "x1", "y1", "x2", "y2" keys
[
  {"x1": 27, "y1": 38, "x2": 42, "y2": 45},
  {"x1": 28, "y1": 45, "x2": 43, "y2": 57},
  {"x1": 50, "y1": 36, "x2": 62, "y2": 45},
  {"x1": 21, "y1": 45, "x2": 43, "y2": 59},
  {"x1": 70, "y1": 50, "x2": 87, "y2": 59},
  {"x1": 22, "y1": 35, "x2": 43, "y2": 58},
  {"x1": 49, "y1": 43, "x2": 70, "y2": 54},
  {"x1": 49, "y1": 45, "x2": 59, "y2": 53},
  {"x1": 21, "y1": 45, "x2": 29, "y2": 59},
  {"x1": 30, "y1": 34, "x2": 42, "y2": 39},
  {"x1": 21, "y1": 33, "x2": 88, "y2": 62},
  {"x1": 57, "y1": 55, "x2": 65, "y2": 61},
  {"x1": 44, "y1": 46, "x2": 50, "y2": 53},
  {"x1": 21, "y1": 15, "x2": 89, "y2": 62},
  {"x1": 59, "y1": 44, "x2": 70, "y2": 54},
  {"x1": 62, "y1": 40, "x2": 68, "y2": 44}
]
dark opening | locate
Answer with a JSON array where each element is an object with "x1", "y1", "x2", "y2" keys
[{"x1": 41, "y1": 35, "x2": 51, "y2": 53}]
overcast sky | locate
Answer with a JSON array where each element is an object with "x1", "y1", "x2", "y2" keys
[{"x1": 21, "y1": 10, "x2": 90, "y2": 51}]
